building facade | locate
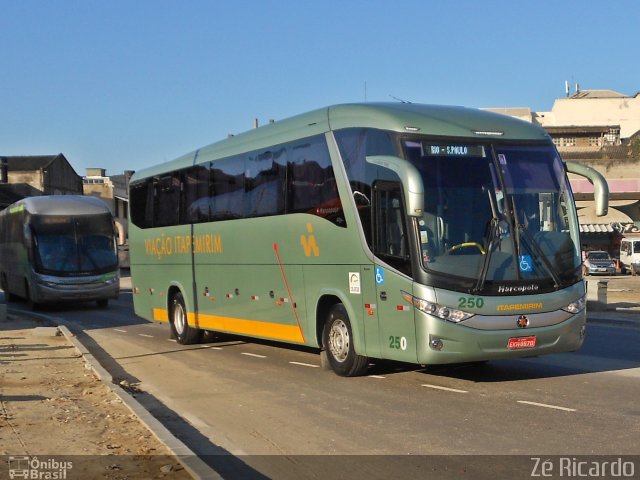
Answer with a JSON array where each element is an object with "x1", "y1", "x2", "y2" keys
[
  {"x1": 0, "y1": 154, "x2": 83, "y2": 197},
  {"x1": 82, "y1": 168, "x2": 133, "y2": 266},
  {"x1": 486, "y1": 89, "x2": 640, "y2": 257},
  {"x1": 0, "y1": 154, "x2": 83, "y2": 209}
]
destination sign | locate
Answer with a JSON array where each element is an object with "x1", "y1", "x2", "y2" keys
[{"x1": 425, "y1": 144, "x2": 485, "y2": 157}]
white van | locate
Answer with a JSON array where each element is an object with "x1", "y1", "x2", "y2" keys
[{"x1": 619, "y1": 236, "x2": 640, "y2": 275}]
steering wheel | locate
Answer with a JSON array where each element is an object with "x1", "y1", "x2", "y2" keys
[{"x1": 446, "y1": 242, "x2": 486, "y2": 255}]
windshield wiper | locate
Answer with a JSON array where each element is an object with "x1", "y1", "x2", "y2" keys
[
  {"x1": 473, "y1": 185, "x2": 502, "y2": 293},
  {"x1": 473, "y1": 217, "x2": 499, "y2": 293}
]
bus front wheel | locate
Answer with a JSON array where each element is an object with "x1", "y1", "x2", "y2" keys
[
  {"x1": 25, "y1": 280, "x2": 40, "y2": 311},
  {"x1": 1, "y1": 274, "x2": 15, "y2": 302},
  {"x1": 322, "y1": 304, "x2": 368, "y2": 377},
  {"x1": 169, "y1": 292, "x2": 202, "y2": 345},
  {"x1": 97, "y1": 299, "x2": 109, "y2": 308}
]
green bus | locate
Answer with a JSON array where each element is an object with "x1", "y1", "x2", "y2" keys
[{"x1": 128, "y1": 103, "x2": 608, "y2": 376}]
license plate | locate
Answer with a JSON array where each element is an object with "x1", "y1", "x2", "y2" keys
[{"x1": 507, "y1": 336, "x2": 537, "y2": 350}]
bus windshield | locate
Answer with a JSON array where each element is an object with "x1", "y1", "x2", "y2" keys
[
  {"x1": 403, "y1": 140, "x2": 581, "y2": 288},
  {"x1": 31, "y1": 214, "x2": 118, "y2": 276}
]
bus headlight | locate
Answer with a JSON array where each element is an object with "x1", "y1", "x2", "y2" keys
[
  {"x1": 402, "y1": 291, "x2": 474, "y2": 323},
  {"x1": 562, "y1": 295, "x2": 586, "y2": 314},
  {"x1": 438, "y1": 306, "x2": 474, "y2": 323}
]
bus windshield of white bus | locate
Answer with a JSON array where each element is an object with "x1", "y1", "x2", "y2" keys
[
  {"x1": 403, "y1": 140, "x2": 581, "y2": 286},
  {"x1": 31, "y1": 214, "x2": 118, "y2": 275}
]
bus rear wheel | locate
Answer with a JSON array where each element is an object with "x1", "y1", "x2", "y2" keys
[
  {"x1": 322, "y1": 304, "x2": 368, "y2": 377},
  {"x1": 169, "y1": 292, "x2": 202, "y2": 345}
]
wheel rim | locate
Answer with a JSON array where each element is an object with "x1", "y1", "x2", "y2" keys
[
  {"x1": 173, "y1": 301, "x2": 186, "y2": 335},
  {"x1": 328, "y1": 319, "x2": 350, "y2": 363}
]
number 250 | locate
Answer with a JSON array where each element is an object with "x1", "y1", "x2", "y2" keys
[
  {"x1": 389, "y1": 336, "x2": 407, "y2": 350},
  {"x1": 458, "y1": 297, "x2": 484, "y2": 308}
]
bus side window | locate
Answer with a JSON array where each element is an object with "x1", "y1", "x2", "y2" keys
[
  {"x1": 211, "y1": 156, "x2": 245, "y2": 221},
  {"x1": 183, "y1": 165, "x2": 210, "y2": 223},
  {"x1": 129, "y1": 179, "x2": 155, "y2": 229},
  {"x1": 245, "y1": 148, "x2": 286, "y2": 217},
  {"x1": 373, "y1": 181, "x2": 411, "y2": 276},
  {"x1": 154, "y1": 174, "x2": 181, "y2": 227},
  {"x1": 288, "y1": 136, "x2": 345, "y2": 227}
]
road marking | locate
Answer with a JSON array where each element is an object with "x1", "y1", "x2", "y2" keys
[
  {"x1": 168, "y1": 339, "x2": 177, "y2": 343},
  {"x1": 113, "y1": 329, "x2": 127, "y2": 333},
  {"x1": 241, "y1": 352, "x2": 266, "y2": 358},
  {"x1": 138, "y1": 334, "x2": 154, "y2": 338},
  {"x1": 517, "y1": 400, "x2": 576, "y2": 412},
  {"x1": 422, "y1": 384, "x2": 468, "y2": 394},
  {"x1": 289, "y1": 361, "x2": 319, "y2": 368},
  {"x1": 369, "y1": 375, "x2": 386, "y2": 379}
]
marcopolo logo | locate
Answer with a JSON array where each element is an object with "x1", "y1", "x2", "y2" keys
[
  {"x1": 497, "y1": 284, "x2": 539, "y2": 294},
  {"x1": 8, "y1": 456, "x2": 73, "y2": 479}
]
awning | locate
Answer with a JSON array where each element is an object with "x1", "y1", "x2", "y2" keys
[{"x1": 579, "y1": 224, "x2": 615, "y2": 233}]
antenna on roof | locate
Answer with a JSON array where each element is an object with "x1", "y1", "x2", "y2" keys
[
  {"x1": 389, "y1": 94, "x2": 411, "y2": 104},
  {"x1": 565, "y1": 80, "x2": 570, "y2": 97}
]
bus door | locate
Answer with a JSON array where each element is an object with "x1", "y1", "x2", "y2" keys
[{"x1": 372, "y1": 182, "x2": 418, "y2": 363}]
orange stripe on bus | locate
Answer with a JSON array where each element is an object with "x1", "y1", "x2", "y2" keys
[
  {"x1": 153, "y1": 308, "x2": 169, "y2": 322},
  {"x1": 151, "y1": 308, "x2": 305, "y2": 343}
]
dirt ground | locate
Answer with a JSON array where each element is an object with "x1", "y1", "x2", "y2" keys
[{"x1": 0, "y1": 313, "x2": 192, "y2": 479}]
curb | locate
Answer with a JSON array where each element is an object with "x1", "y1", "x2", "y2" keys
[{"x1": 8, "y1": 308, "x2": 223, "y2": 480}]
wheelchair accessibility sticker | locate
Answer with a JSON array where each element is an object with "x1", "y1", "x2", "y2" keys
[
  {"x1": 519, "y1": 255, "x2": 533, "y2": 272},
  {"x1": 375, "y1": 267, "x2": 385, "y2": 285}
]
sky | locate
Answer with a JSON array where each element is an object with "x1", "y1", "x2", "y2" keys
[{"x1": 1, "y1": 0, "x2": 638, "y2": 176}]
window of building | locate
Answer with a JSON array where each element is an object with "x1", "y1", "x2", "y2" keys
[{"x1": 605, "y1": 128, "x2": 620, "y2": 145}]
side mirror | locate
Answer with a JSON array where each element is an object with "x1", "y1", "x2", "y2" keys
[
  {"x1": 366, "y1": 155, "x2": 424, "y2": 217},
  {"x1": 565, "y1": 161, "x2": 609, "y2": 217}
]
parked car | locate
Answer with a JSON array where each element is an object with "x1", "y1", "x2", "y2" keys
[{"x1": 583, "y1": 250, "x2": 616, "y2": 276}]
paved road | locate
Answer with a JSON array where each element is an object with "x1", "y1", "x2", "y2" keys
[{"x1": 3, "y1": 281, "x2": 640, "y2": 478}]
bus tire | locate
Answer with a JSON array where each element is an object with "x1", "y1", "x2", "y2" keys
[
  {"x1": 169, "y1": 292, "x2": 202, "y2": 345},
  {"x1": 322, "y1": 304, "x2": 368, "y2": 377},
  {"x1": 97, "y1": 299, "x2": 109, "y2": 308},
  {"x1": 1, "y1": 274, "x2": 15, "y2": 302},
  {"x1": 22, "y1": 280, "x2": 41, "y2": 311}
]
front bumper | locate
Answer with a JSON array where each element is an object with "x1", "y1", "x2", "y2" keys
[
  {"x1": 587, "y1": 264, "x2": 616, "y2": 275},
  {"x1": 415, "y1": 309, "x2": 586, "y2": 365},
  {"x1": 33, "y1": 272, "x2": 120, "y2": 303}
]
